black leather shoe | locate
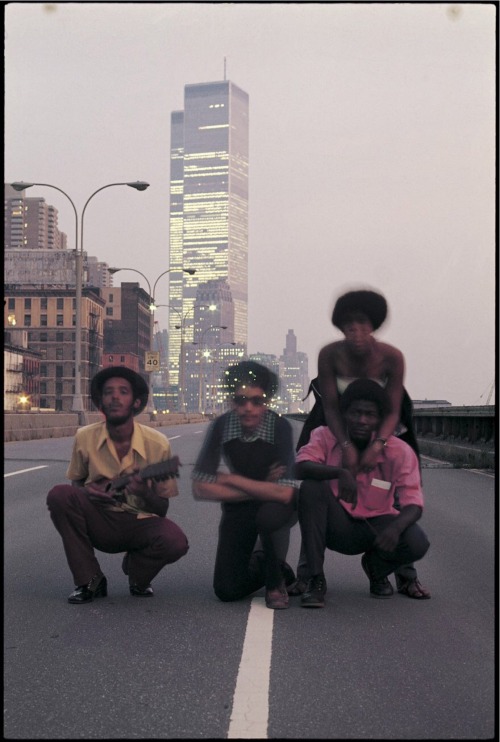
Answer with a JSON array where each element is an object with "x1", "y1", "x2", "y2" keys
[
  {"x1": 301, "y1": 574, "x2": 327, "y2": 608},
  {"x1": 129, "y1": 584, "x2": 154, "y2": 597},
  {"x1": 68, "y1": 574, "x2": 107, "y2": 604},
  {"x1": 361, "y1": 554, "x2": 393, "y2": 598}
]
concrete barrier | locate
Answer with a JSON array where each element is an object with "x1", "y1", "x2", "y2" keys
[{"x1": 4, "y1": 411, "x2": 206, "y2": 442}]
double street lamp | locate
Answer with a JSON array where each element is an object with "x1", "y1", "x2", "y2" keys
[
  {"x1": 11, "y1": 180, "x2": 150, "y2": 424},
  {"x1": 107, "y1": 268, "x2": 197, "y2": 413}
]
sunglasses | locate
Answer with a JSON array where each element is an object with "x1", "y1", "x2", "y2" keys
[{"x1": 233, "y1": 395, "x2": 267, "y2": 407}]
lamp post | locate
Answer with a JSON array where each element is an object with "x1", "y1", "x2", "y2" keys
[
  {"x1": 157, "y1": 302, "x2": 217, "y2": 415},
  {"x1": 108, "y1": 268, "x2": 196, "y2": 414},
  {"x1": 11, "y1": 180, "x2": 149, "y2": 425}
]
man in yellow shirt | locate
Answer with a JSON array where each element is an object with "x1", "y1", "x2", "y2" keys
[{"x1": 47, "y1": 367, "x2": 189, "y2": 604}]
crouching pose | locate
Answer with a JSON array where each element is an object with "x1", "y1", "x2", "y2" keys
[
  {"x1": 47, "y1": 367, "x2": 189, "y2": 604},
  {"x1": 296, "y1": 379, "x2": 430, "y2": 608},
  {"x1": 192, "y1": 361, "x2": 297, "y2": 610}
]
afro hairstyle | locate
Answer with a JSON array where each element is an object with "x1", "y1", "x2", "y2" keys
[
  {"x1": 223, "y1": 361, "x2": 279, "y2": 399},
  {"x1": 332, "y1": 290, "x2": 388, "y2": 331}
]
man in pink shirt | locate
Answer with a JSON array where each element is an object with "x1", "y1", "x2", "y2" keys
[{"x1": 295, "y1": 379, "x2": 430, "y2": 608}]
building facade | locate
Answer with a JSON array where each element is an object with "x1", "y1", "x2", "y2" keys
[
  {"x1": 4, "y1": 286, "x2": 105, "y2": 411},
  {"x1": 102, "y1": 282, "x2": 152, "y2": 383},
  {"x1": 4, "y1": 329, "x2": 42, "y2": 411},
  {"x1": 168, "y1": 80, "x2": 249, "y2": 410}
]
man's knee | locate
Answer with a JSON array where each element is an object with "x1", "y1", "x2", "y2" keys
[
  {"x1": 47, "y1": 484, "x2": 75, "y2": 511},
  {"x1": 406, "y1": 526, "x2": 430, "y2": 562},
  {"x1": 298, "y1": 479, "x2": 329, "y2": 511},
  {"x1": 155, "y1": 521, "x2": 189, "y2": 562}
]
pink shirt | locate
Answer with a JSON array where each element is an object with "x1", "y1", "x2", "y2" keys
[{"x1": 295, "y1": 426, "x2": 424, "y2": 519}]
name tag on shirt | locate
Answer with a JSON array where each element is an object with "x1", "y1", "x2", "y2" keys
[{"x1": 370, "y1": 478, "x2": 391, "y2": 490}]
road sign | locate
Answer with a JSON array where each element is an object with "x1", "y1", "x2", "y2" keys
[{"x1": 145, "y1": 351, "x2": 160, "y2": 372}]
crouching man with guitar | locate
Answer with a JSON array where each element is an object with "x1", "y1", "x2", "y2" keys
[{"x1": 47, "y1": 367, "x2": 189, "y2": 604}]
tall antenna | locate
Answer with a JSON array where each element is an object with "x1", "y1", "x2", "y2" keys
[{"x1": 224, "y1": 56, "x2": 227, "y2": 81}]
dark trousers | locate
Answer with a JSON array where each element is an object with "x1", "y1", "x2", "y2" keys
[
  {"x1": 213, "y1": 499, "x2": 295, "y2": 601},
  {"x1": 47, "y1": 485, "x2": 189, "y2": 588},
  {"x1": 298, "y1": 480, "x2": 429, "y2": 580}
]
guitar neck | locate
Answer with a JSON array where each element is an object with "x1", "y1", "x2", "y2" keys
[{"x1": 107, "y1": 457, "x2": 180, "y2": 493}]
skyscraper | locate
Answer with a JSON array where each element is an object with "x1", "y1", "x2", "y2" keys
[{"x1": 168, "y1": 80, "x2": 249, "y2": 409}]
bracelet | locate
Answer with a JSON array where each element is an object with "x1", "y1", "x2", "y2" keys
[
  {"x1": 373, "y1": 437, "x2": 387, "y2": 447},
  {"x1": 341, "y1": 440, "x2": 353, "y2": 448}
]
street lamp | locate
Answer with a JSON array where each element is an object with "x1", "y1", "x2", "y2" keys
[
  {"x1": 11, "y1": 180, "x2": 149, "y2": 425},
  {"x1": 107, "y1": 268, "x2": 196, "y2": 413},
  {"x1": 158, "y1": 302, "x2": 216, "y2": 415}
]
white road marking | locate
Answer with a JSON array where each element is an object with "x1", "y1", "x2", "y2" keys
[
  {"x1": 168, "y1": 435, "x2": 181, "y2": 440},
  {"x1": 4, "y1": 465, "x2": 48, "y2": 478},
  {"x1": 465, "y1": 469, "x2": 495, "y2": 478},
  {"x1": 228, "y1": 597, "x2": 274, "y2": 739}
]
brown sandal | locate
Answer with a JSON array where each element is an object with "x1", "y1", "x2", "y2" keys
[{"x1": 397, "y1": 577, "x2": 431, "y2": 599}]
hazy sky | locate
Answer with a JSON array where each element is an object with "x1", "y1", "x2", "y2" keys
[{"x1": 5, "y1": 2, "x2": 496, "y2": 406}]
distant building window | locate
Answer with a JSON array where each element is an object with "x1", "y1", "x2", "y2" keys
[
  {"x1": 40, "y1": 383, "x2": 47, "y2": 394},
  {"x1": 40, "y1": 333, "x2": 48, "y2": 342},
  {"x1": 24, "y1": 315, "x2": 31, "y2": 326},
  {"x1": 56, "y1": 314, "x2": 64, "y2": 326},
  {"x1": 41, "y1": 298, "x2": 48, "y2": 310},
  {"x1": 40, "y1": 365, "x2": 48, "y2": 376},
  {"x1": 56, "y1": 332, "x2": 64, "y2": 342},
  {"x1": 8, "y1": 298, "x2": 15, "y2": 310},
  {"x1": 24, "y1": 298, "x2": 31, "y2": 310},
  {"x1": 106, "y1": 307, "x2": 114, "y2": 316},
  {"x1": 56, "y1": 382, "x2": 63, "y2": 395},
  {"x1": 72, "y1": 314, "x2": 76, "y2": 326},
  {"x1": 56, "y1": 298, "x2": 64, "y2": 310},
  {"x1": 40, "y1": 314, "x2": 48, "y2": 327},
  {"x1": 72, "y1": 299, "x2": 76, "y2": 309},
  {"x1": 56, "y1": 348, "x2": 63, "y2": 360},
  {"x1": 109, "y1": 294, "x2": 114, "y2": 302},
  {"x1": 120, "y1": 356, "x2": 125, "y2": 362},
  {"x1": 56, "y1": 366, "x2": 63, "y2": 378}
]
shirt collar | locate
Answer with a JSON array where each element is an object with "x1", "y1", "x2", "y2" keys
[{"x1": 96, "y1": 421, "x2": 146, "y2": 458}]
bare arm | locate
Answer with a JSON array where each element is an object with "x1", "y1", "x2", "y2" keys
[
  {"x1": 294, "y1": 460, "x2": 358, "y2": 509},
  {"x1": 374, "y1": 504, "x2": 422, "y2": 552},
  {"x1": 317, "y1": 344, "x2": 360, "y2": 480},
  {"x1": 193, "y1": 473, "x2": 294, "y2": 505}
]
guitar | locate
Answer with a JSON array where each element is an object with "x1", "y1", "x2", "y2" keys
[{"x1": 86, "y1": 456, "x2": 181, "y2": 502}]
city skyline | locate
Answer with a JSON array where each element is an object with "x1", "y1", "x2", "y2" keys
[{"x1": 4, "y1": 3, "x2": 496, "y2": 406}]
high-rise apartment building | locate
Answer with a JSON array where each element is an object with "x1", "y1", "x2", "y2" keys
[
  {"x1": 4, "y1": 184, "x2": 67, "y2": 251},
  {"x1": 168, "y1": 80, "x2": 249, "y2": 409}
]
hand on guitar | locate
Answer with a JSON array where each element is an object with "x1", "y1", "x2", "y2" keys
[{"x1": 85, "y1": 457, "x2": 181, "y2": 516}]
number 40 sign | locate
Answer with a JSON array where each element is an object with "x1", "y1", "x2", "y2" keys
[{"x1": 145, "y1": 351, "x2": 160, "y2": 371}]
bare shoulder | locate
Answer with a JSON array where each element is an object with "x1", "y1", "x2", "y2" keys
[
  {"x1": 318, "y1": 341, "x2": 343, "y2": 362},
  {"x1": 375, "y1": 340, "x2": 405, "y2": 372}
]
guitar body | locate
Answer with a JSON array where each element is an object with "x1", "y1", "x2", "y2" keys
[{"x1": 85, "y1": 456, "x2": 181, "y2": 500}]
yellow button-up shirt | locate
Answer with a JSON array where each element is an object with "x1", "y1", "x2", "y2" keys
[{"x1": 66, "y1": 421, "x2": 178, "y2": 518}]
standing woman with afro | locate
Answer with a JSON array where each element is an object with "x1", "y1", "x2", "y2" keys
[{"x1": 319, "y1": 289, "x2": 417, "y2": 475}]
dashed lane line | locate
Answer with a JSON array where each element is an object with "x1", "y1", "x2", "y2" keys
[{"x1": 4, "y1": 465, "x2": 48, "y2": 478}]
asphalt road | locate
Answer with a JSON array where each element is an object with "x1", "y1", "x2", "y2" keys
[{"x1": 4, "y1": 421, "x2": 496, "y2": 739}]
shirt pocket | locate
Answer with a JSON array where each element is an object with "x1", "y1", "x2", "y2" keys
[{"x1": 364, "y1": 478, "x2": 392, "y2": 512}]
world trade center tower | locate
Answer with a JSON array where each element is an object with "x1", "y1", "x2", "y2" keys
[{"x1": 167, "y1": 80, "x2": 249, "y2": 409}]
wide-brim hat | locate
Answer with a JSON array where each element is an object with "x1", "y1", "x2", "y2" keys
[{"x1": 90, "y1": 366, "x2": 149, "y2": 415}]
